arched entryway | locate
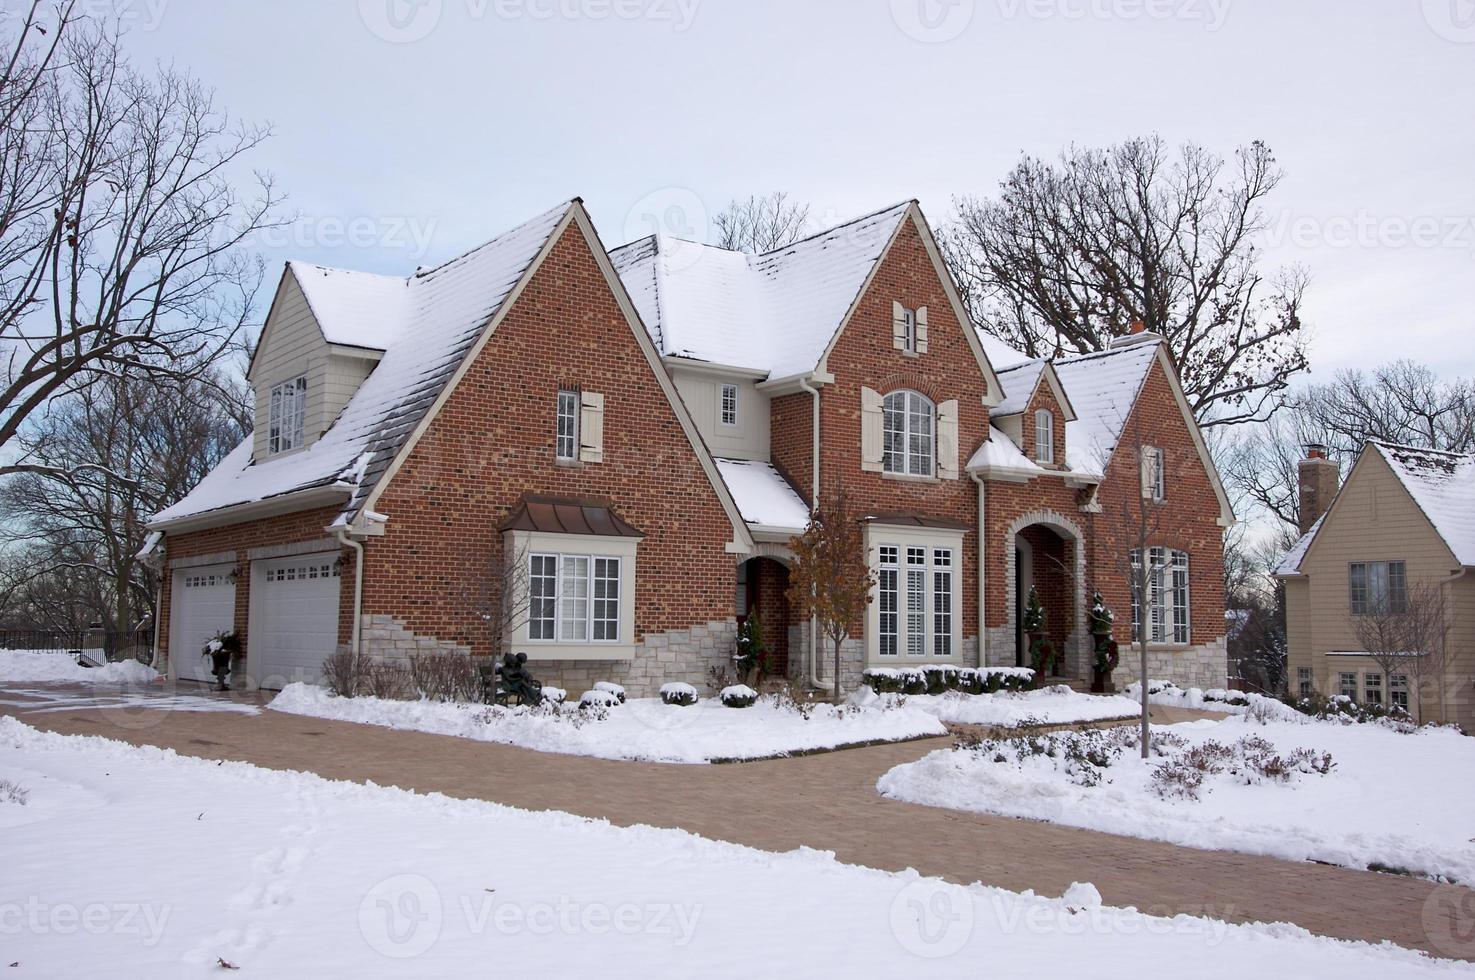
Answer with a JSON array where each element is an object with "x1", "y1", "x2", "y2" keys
[
  {"x1": 737, "y1": 556, "x2": 790, "y2": 678},
  {"x1": 1003, "y1": 511, "x2": 1088, "y2": 678}
]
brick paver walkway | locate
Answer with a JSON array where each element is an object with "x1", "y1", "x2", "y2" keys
[{"x1": 2, "y1": 683, "x2": 1464, "y2": 959}]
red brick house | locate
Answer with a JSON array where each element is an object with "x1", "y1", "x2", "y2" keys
[{"x1": 146, "y1": 198, "x2": 1232, "y2": 696}]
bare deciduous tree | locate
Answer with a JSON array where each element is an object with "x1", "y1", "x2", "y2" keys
[
  {"x1": 714, "y1": 191, "x2": 811, "y2": 254},
  {"x1": 946, "y1": 136, "x2": 1309, "y2": 428},
  {"x1": 787, "y1": 487, "x2": 875, "y2": 701},
  {"x1": 1354, "y1": 580, "x2": 1453, "y2": 722}
]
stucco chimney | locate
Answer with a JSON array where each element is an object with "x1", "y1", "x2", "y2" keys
[{"x1": 1297, "y1": 443, "x2": 1339, "y2": 534}]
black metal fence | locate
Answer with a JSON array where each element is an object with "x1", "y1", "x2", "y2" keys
[{"x1": 0, "y1": 629, "x2": 154, "y2": 665}]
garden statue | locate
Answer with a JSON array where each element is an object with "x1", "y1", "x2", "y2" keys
[
  {"x1": 201, "y1": 631, "x2": 242, "y2": 692},
  {"x1": 494, "y1": 652, "x2": 544, "y2": 706}
]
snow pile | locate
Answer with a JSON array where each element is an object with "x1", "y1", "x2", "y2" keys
[
  {"x1": 269, "y1": 684, "x2": 946, "y2": 764},
  {"x1": 879, "y1": 715, "x2": 1475, "y2": 882},
  {"x1": 0, "y1": 716, "x2": 1464, "y2": 976},
  {"x1": 0, "y1": 650, "x2": 157, "y2": 686},
  {"x1": 894, "y1": 686, "x2": 1142, "y2": 728},
  {"x1": 1124, "y1": 681, "x2": 1305, "y2": 723}
]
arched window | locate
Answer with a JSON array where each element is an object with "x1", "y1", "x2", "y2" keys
[{"x1": 883, "y1": 390, "x2": 934, "y2": 476}]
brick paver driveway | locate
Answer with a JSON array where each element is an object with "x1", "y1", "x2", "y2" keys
[{"x1": 2, "y1": 681, "x2": 1466, "y2": 959}]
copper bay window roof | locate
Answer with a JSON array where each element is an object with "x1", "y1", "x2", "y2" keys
[{"x1": 499, "y1": 496, "x2": 645, "y2": 538}]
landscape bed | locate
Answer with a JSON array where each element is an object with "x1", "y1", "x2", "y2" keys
[{"x1": 0, "y1": 716, "x2": 1465, "y2": 977}]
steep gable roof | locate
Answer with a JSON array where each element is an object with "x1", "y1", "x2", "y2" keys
[
  {"x1": 1051, "y1": 341, "x2": 1160, "y2": 475},
  {"x1": 153, "y1": 202, "x2": 576, "y2": 529},
  {"x1": 289, "y1": 262, "x2": 410, "y2": 351},
  {"x1": 1374, "y1": 442, "x2": 1475, "y2": 565},
  {"x1": 990, "y1": 358, "x2": 1076, "y2": 421}
]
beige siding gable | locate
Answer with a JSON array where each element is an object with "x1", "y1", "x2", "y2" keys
[
  {"x1": 251, "y1": 272, "x2": 331, "y2": 461},
  {"x1": 1301, "y1": 449, "x2": 1457, "y2": 577}
]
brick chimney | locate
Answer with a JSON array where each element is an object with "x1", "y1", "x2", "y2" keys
[{"x1": 1297, "y1": 443, "x2": 1339, "y2": 534}]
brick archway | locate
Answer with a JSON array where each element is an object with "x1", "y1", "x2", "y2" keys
[{"x1": 1000, "y1": 509, "x2": 1088, "y2": 677}]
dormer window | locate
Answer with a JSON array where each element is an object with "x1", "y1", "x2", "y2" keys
[
  {"x1": 268, "y1": 376, "x2": 307, "y2": 455},
  {"x1": 1034, "y1": 409, "x2": 1054, "y2": 464}
]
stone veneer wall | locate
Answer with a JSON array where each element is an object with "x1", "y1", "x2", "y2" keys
[{"x1": 787, "y1": 625, "x2": 980, "y2": 694}]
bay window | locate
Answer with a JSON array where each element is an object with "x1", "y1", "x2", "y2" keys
[{"x1": 505, "y1": 521, "x2": 639, "y2": 660}]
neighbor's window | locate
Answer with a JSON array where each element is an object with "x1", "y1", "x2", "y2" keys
[
  {"x1": 556, "y1": 389, "x2": 580, "y2": 461},
  {"x1": 1297, "y1": 667, "x2": 1313, "y2": 698},
  {"x1": 882, "y1": 390, "x2": 935, "y2": 476},
  {"x1": 1349, "y1": 561, "x2": 1407, "y2": 616},
  {"x1": 1130, "y1": 547, "x2": 1190, "y2": 644},
  {"x1": 1034, "y1": 409, "x2": 1054, "y2": 464},
  {"x1": 1338, "y1": 672, "x2": 1358, "y2": 700},
  {"x1": 528, "y1": 553, "x2": 621, "y2": 643},
  {"x1": 1390, "y1": 673, "x2": 1409, "y2": 712},
  {"x1": 268, "y1": 376, "x2": 307, "y2": 454},
  {"x1": 1363, "y1": 671, "x2": 1383, "y2": 705},
  {"x1": 720, "y1": 383, "x2": 738, "y2": 427},
  {"x1": 877, "y1": 544, "x2": 954, "y2": 658}
]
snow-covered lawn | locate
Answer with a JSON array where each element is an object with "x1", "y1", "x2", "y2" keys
[
  {"x1": 1, "y1": 718, "x2": 1466, "y2": 977},
  {"x1": 269, "y1": 683, "x2": 948, "y2": 764},
  {"x1": 886, "y1": 685, "x2": 1142, "y2": 728},
  {"x1": 879, "y1": 713, "x2": 1475, "y2": 883},
  {"x1": 0, "y1": 649, "x2": 157, "y2": 685}
]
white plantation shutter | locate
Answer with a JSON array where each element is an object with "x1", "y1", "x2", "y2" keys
[
  {"x1": 892, "y1": 301, "x2": 909, "y2": 351},
  {"x1": 915, "y1": 306, "x2": 929, "y2": 354},
  {"x1": 580, "y1": 391, "x2": 605, "y2": 464},
  {"x1": 937, "y1": 399, "x2": 958, "y2": 479},
  {"x1": 861, "y1": 386, "x2": 884, "y2": 472}
]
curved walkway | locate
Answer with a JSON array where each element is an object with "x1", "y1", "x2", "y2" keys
[{"x1": 1, "y1": 683, "x2": 1464, "y2": 959}]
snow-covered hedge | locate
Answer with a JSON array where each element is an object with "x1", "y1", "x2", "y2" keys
[
  {"x1": 593, "y1": 681, "x2": 626, "y2": 704},
  {"x1": 719, "y1": 685, "x2": 758, "y2": 708},
  {"x1": 578, "y1": 689, "x2": 620, "y2": 710},
  {"x1": 862, "y1": 665, "x2": 1034, "y2": 697},
  {"x1": 540, "y1": 686, "x2": 567, "y2": 705},
  {"x1": 660, "y1": 682, "x2": 699, "y2": 707}
]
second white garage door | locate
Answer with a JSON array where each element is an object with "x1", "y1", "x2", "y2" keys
[{"x1": 250, "y1": 554, "x2": 342, "y2": 689}]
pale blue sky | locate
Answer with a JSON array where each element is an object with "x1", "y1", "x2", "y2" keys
[{"x1": 117, "y1": 0, "x2": 1475, "y2": 379}]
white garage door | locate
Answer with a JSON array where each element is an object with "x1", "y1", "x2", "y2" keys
[
  {"x1": 250, "y1": 554, "x2": 342, "y2": 690},
  {"x1": 171, "y1": 565, "x2": 236, "y2": 685}
]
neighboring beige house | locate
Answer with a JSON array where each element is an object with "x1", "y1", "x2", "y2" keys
[{"x1": 1278, "y1": 441, "x2": 1474, "y2": 727}]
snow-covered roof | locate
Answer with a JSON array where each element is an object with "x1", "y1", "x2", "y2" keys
[
  {"x1": 714, "y1": 458, "x2": 811, "y2": 532},
  {"x1": 153, "y1": 201, "x2": 575, "y2": 528},
  {"x1": 1372, "y1": 442, "x2": 1475, "y2": 566},
  {"x1": 609, "y1": 203, "x2": 911, "y2": 378},
  {"x1": 288, "y1": 262, "x2": 409, "y2": 351},
  {"x1": 1275, "y1": 515, "x2": 1322, "y2": 577},
  {"x1": 977, "y1": 333, "x2": 1031, "y2": 370},
  {"x1": 1052, "y1": 340, "x2": 1160, "y2": 475},
  {"x1": 966, "y1": 426, "x2": 1048, "y2": 476},
  {"x1": 989, "y1": 359, "x2": 1047, "y2": 417}
]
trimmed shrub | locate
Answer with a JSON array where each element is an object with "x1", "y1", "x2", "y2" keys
[
  {"x1": 900, "y1": 669, "x2": 928, "y2": 696},
  {"x1": 579, "y1": 689, "x2": 620, "y2": 710},
  {"x1": 594, "y1": 681, "x2": 627, "y2": 704},
  {"x1": 720, "y1": 684, "x2": 758, "y2": 708},
  {"x1": 540, "y1": 686, "x2": 567, "y2": 705},
  {"x1": 861, "y1": 668, "x2": 903, "y2": 695},
  {"x1": 660, "y1": 682, "x2": 699, "y2": 707}
]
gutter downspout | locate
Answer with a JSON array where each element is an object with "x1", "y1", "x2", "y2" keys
[
  {"x1": 335, "y1": 529, "x2": 366, "y2": 664},
  {"x1": 799, "y1": 375, "x2": 823, "y2": 691},
  {"x1": 971, "y1": 471, "x2": 987, "y2": 668}
]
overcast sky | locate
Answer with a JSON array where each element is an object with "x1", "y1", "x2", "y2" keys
[{"x1": 117, "y1": 0, "x2": 1474, "y2": 380}]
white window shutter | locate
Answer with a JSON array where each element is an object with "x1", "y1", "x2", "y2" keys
[
  {"x1": 861, "y1": 386, "x2": 884, "y2": 472},
  {"x1": 892, "y1": 301, "x2": 908, "y2": 351},
  {"x1": 915, "y1": 306, "x2": 929, "y2": 354},
  {"x1": 580, "y1": 391, "x2": 604, "y2": 464},
  {"x1": 937, "y1": 399, "x2": 959, "y2": 479}
]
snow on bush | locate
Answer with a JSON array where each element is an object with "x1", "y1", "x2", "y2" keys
[
  {"x1": 540, "y1": 686, "x2": 567, "y2": 705},
  {"x1": 660, "y1": 682, "x2": 699, "y2": 707},
  {"x1": 0, "y1": 777, "x2": 28, "y2": 806},
  {"x1": 578, "y1": 689, "x2": 620, "y2": 711},
  {"x1": 892, "y1": 686, "x2": 1141, "y2": 728},
  {"x1": 720, "y1": 684, "x2": 758, "y2": 708},
  {"x1": 593, "y1": 681, "x2": 626, "y2": 704},
  {"x1": 863, "y1": 665, "x2": 1033, "y2": 696},
  {"x1": 0, "y1": 650, "x2": 157, "y2": 685},
  {"x1": 1126, "y1": 681, "x2": 1423, "y2": 731}
]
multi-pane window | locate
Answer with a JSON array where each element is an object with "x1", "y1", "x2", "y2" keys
[
  {"x1": 268, "y1": 376, "x2": 307, "y2": 454},
  {"x1": 1390, "y1": 673, "x2": 1409, "y2": 712},
  {"x1": 1338, "y1": 672, "x2": 1358, "y2": 700},
  {"x1": 556, "y1": 390, "x2": 580, "y2": 461},
  {"x1": 720, "y1": 383, "x2": 738, "y2": 427},
  {"x1": 1364, "y1": 671, "x2": 1383, "y2": 705},
  {"x1": 1034, "y1": 410, "x2": 1054, "y2": 464},
  {"x1": 900, "y1": 306, "x2": 918, "y2": 353},
  {"x1": 876, "y1": 544, "x2": 954, "y2": 658},
  {"x1": 1142, "y1": 446, "x2": 1165, "y2": 501},
  {"x1": 528, "y1": 553, "x2": 621, "y2": 643},
  {"x1": 882, "y1": 390, "x2": 934, "y2": 477},
  {"x1": 1130, "y1": 548, "x2": 1191, "y2": 644},
  {"x1": 1297, "y1": 667, "x2": 1313, "y2": 698},
  {"x1": 1349, "y1": 561, "x2": 1407, "y2": 616}
]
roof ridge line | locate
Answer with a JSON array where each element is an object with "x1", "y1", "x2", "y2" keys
[{"x1": 752, "y1": 200, "x2": 912, "y2": 258}]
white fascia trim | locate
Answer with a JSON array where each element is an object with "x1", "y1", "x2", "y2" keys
[
  {"x1": 1152, "y1": 346, "x2": 1235, "y2": 528},
  {"x1": 148, "y1": 485, "x2": 351, "y2": 534},
  {"x1": 664, "y1": 356, "x2": 769, "y2": 381}
]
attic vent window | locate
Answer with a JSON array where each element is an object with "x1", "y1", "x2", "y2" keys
[{"x1": 269, "y1": 376, "x2": 307, "y2": 455}]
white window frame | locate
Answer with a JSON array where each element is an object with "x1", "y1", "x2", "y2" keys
[
  {"x1": 1390, "y1": 673, "x2": 1409, "y2": 711},
  {"x1": 268, "y1": 375, "x2": 307, "y2": 455},
  {"x1": 1297, "y1": 666, "x2": 1313, "y2": 697},
  {"x1": 1363, "y1": 671, "x2": 1383, "y2": 705},
  {"x1": 882, "y1": 390, "x2": 935, "y2": 477},
  {"x1": 866, "y1": 523, "x2": 962, "y2": 664},
  {"x1": 1034, "y1": 409, "x2": 1054, "y2": 464},
  {"x1": 556, "y1": 389, "x2": 580, "y2": 461},
  {"x1": 1130, "y1": 547, "x2": 1191, "y2": 645},
  {"x1": 1338, "y1": 671, "x2": 1358, "y2": 700},
  {"x1": 505, "y1": 530, "x2": 639, "y2": 660},
  {"x1": 1143, "y1": 446, "x2": 1166, "y2": 501},
  {"x1": 1349, "y1": 560, "x2": 1407, "y2": 616},
  {"x1": 719, "y1": 383, "x2": 739, "y2": 428}
]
